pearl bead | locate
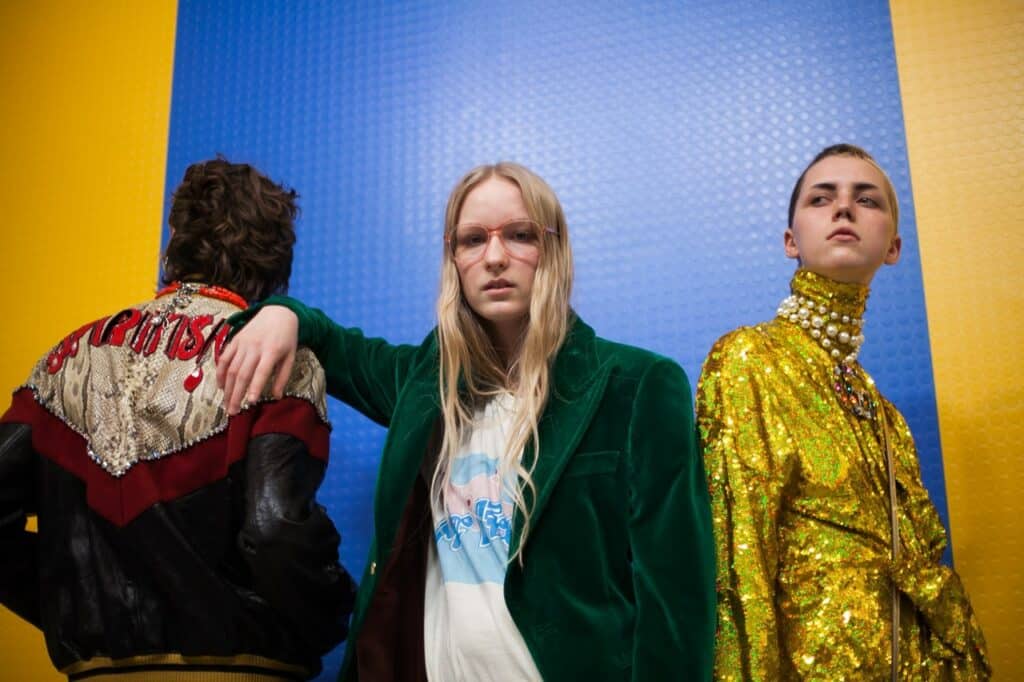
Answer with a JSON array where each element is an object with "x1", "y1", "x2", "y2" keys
[{"x1": 777, "y1": 289, "x2": 866, "y2": 366}]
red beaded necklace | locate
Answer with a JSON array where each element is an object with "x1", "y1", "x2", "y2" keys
[{"x1": 156, "y1": 281, "x2": 248, "y2": 310}]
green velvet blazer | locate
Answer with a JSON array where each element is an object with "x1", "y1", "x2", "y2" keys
[{"x1": 242, "y1": 297, "x2": 716, "y2": 681}]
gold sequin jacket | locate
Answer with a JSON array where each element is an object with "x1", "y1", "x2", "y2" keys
[{"x1": 697, "y1": 270, "x2": 990, "y2": 681}]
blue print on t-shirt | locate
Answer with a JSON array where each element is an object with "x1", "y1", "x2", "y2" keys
[{"x1": 434, "y1": 452, "x2": 514, "y2": 585}]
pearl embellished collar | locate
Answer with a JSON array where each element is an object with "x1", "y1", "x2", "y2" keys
[{"x1": 776, "y1": 269, "x2": 869, "y2": 366}]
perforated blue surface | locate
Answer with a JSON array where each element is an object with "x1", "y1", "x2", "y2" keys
[{"x1": 165, "y1": 2, "x2": 946, "y2": 676}]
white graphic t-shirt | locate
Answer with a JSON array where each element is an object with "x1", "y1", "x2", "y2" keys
[{"x1": 423, "y1": 394, "x2": 542, "y2": 681}]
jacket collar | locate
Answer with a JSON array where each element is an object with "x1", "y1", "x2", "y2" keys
[
  {"x1": 510, "y1": 314, "x2": 610, "y2": 557},
  {"x1": 372, "y1": 317, "x2": 610, "y2": 562}
]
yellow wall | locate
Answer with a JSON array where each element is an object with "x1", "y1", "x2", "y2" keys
[
  {"x1": 0, "y1": 1, "x2": 177, "y2": 678},
  {"x1": 891, "y1": 0, "x2": 1024, "y2": 676}
]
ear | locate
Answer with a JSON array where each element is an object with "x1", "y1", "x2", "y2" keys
[
  {"x1": 884, "y1": 234, "x2": 902, "y2": 266},
  {"x1": 784, "y1": 228, "x2": 800, "y2": 260}
]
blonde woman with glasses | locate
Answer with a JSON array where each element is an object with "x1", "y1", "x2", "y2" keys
[{"x1": 217, "y1": 162, "x2": 716, "y2": 681}]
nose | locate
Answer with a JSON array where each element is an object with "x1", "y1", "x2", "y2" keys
[
  {"x1": 834, "y1": 191, "x2": 854, "y2": 221},
  {"x1": 482, "y1": 231, "x2": 509, "y2": 269}
]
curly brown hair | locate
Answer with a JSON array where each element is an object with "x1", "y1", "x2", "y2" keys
[{"x1": 162, "y1": 157, "x2": 298, "y2": 302}]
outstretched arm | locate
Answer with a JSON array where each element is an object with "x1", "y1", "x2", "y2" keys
[{"x1": 218, "y1": 296, "x2": 424, "y2": 425}]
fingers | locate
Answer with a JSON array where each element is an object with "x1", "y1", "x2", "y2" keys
[
  {"x1": 216, "y1": 338, "x2": 238, "y2": 389},
  {"x1": 245, "y1": 355, "x2": 278, "y2": 409},
  {"x1": 217, "y1": 305, "x2": 300, "y2": 415},
  {"x1": 272, "y1": 351, "x2": 296, "y2": 399},
  {"x1": 226, "y1": 350, "x2": 261, "y2": 415}
]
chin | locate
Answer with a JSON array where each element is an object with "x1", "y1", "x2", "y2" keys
[
  {"x1": 472, "y1": 303, "x2": 527, "y2": 324},
  {"x1": 481, "y1": 309, "x2": 529, "y2": 325}
]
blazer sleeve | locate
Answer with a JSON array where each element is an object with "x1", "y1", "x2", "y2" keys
[
  {"x1": 237, "y1": 431, "x2": 357, "y2": 656},
  {"x1": 0, "y1": 420, "x2": 41, "y2": 628},
  {"x1": 696, "y1": 331, "x2": 790, "y2": 681},
  {"x1": 232, "y1": 295, "x2": 425, "y2": 426},
  {"x1": 626, "y1": 359, "x2": 717, "y2": 681}
]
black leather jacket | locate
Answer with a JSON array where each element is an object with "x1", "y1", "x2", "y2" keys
[
  {"x1": 0, "y1": 418, "x2": 356, "y2": 681},
  {"x1": 0, "y1": 289, "x2": 356, "y2": 681}
]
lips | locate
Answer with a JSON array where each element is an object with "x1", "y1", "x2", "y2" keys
[
  {"x1": 828, "y1": 227, "x2": 859, "y2": 240},
  {"x1": 484, "y1": 279, "x2": 513, "y2": 291}
]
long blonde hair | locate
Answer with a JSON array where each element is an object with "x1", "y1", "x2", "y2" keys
[{"x1": 434, "y1": 162, "x2": 573, "y2": 563}]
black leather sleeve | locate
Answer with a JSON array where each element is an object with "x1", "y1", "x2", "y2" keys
[
  {"x1": 237, "y1": 433, "x2": 357, "y2": 656},
  {"x1": 0, "y1": 422, "x2": 40, "y2": 627}
]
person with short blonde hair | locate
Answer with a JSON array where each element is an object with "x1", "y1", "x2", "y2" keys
[
  {"x1": 218, "y1": 161, "x2": 717, "y2": 681},
  {"x1": 698, "y1": 144, "x2": 990, "y2": 680}
]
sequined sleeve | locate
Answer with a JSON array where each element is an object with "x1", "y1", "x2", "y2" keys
[
  {"x1": 697, "y1": 328, "x2": 794, "y2": 681},
  {"x1": 881, "y1": 401, "x2": 992, "y2": 678}
]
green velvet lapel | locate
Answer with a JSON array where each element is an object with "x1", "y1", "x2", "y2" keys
[
  {"x1": 368, "y1": 318, "x2": 610, "y2": 569},
  {"x1": 508, "y1": 317, "x2": 611, "y2": 559}
]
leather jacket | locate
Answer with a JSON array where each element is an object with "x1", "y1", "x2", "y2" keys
[{"x1": 0, "y1": 286, "x2": 356, "y2": 681}]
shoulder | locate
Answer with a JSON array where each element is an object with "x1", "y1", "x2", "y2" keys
[
  {"x1": 698, "y1": 322, "x2": 793, "y2": 387},
  {"x1": 704, "y1": 324, "x2": 775, "y2": 368},
  {"x1": 594, "y1": 335, "x2": 684, "y2": 379},
  {"x1": 277, "y1": 347, "x2": 329, "y2": 422},
  {"x1": 23, "y1": 302, "x2": 154, "y2": 389},
  {"x1": 695, "y1": 324, "x2": 783, "y2": 415}
]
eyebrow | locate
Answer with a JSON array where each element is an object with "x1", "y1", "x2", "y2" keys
[{"x1": 808, "y1": 182, "x2": 882, "y2": 192}]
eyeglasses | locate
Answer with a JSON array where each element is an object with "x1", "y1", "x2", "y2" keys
[{"x1": 446, "y1": 218, "x2": 558, "y2": 264}]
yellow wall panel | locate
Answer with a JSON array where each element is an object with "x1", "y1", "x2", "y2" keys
[
  {"x1": 0, "y1": 1, "x2": 177, "y2": 678},
  {"x1": 891, "y1": 0, "x2": 1024, "y2": 676}
]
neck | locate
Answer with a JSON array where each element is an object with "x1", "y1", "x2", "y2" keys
[
  {"x1": 777, "y1": 268, "x2": 869, "y2": 365},
  {"x1": 484, "y1": 319, "x2": 526, "y2": 371}
]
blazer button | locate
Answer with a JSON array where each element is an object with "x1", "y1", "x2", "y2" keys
[{"x1": 369, "y1": 561, "x2": 377, "y2": 576}]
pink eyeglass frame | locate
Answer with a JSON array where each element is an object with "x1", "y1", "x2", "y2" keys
[{"x1": 444, "y1": 218, "x2": 559, "y2": 264}]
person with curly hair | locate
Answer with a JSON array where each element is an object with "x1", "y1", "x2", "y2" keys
[
  {"x1": 217, "y1": 162, "x2": 716, "y2": 681},
  {"x1": 0, "y1": 157, "x2": 356, "y2": 681},
  {"x1": 698, "y1": 144, "x2": 990, "y2": 680}
]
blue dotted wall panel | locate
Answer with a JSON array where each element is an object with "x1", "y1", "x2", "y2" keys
[{"x1": 166, "y1": 2, "x2": 943, "y2": 676}]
